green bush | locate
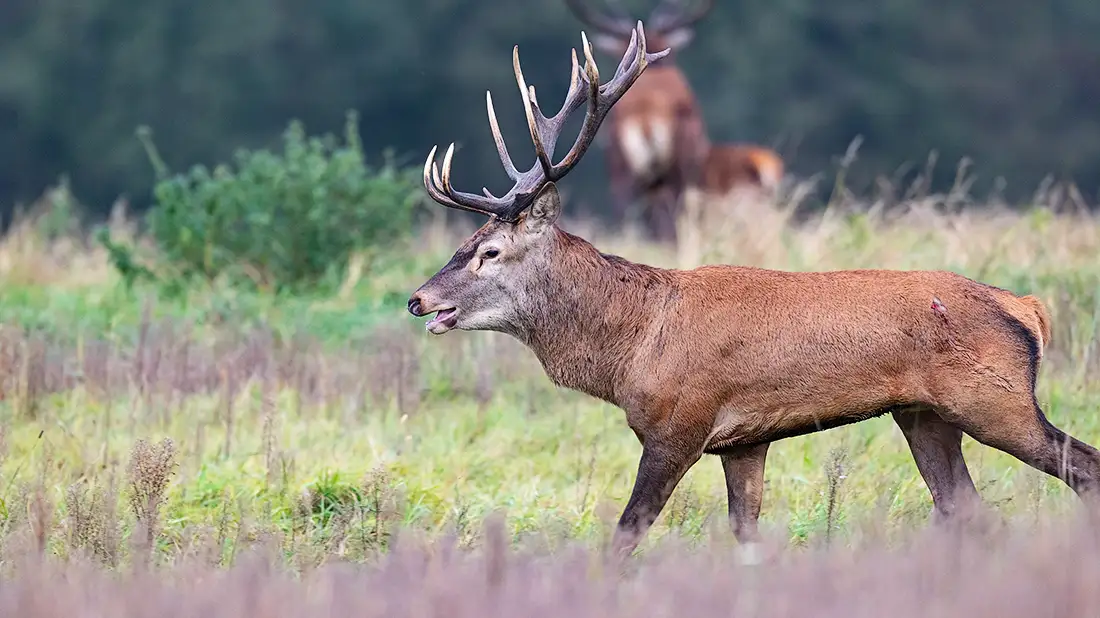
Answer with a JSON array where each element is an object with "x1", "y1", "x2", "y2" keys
[{"x1": 131, "y1": 111, "x2": 425, "y2": 292}]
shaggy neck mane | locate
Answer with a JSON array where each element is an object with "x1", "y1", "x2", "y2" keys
[{"x1": 516, "y1": 228, "x2": 676, "y2": 403}]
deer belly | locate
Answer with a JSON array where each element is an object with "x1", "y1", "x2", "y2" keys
[
  {"x1": 704, "y1": 393, "x2": 919, "y2": 453},
  {"x1": 619, "y1": 118, "x2": 674, "y2": 179}
]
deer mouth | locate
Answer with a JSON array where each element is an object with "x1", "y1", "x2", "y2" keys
[{"x1": 425, "y1": 307, "x2": 459, "y2": 334}]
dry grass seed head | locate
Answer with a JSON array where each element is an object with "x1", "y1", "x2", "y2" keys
[{"x1": 126, "y1": 438, "x2": 178, "y2": 561}]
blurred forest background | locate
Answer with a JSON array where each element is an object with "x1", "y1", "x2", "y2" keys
[{"x1": 2, "y1": 0, "x2": 1100, "y2": 224}]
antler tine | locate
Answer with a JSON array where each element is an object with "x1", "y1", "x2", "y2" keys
[
  {"x1": 512, "y1": 45, "x2": 555, "y2": 179},
  {"x1": 485, "y1": 91, "x2": 520, "y2": 181},
  {"x1": 507, "y1": 31, "x2": 599, "y2": 185},
  {"x1": 580, "y1": 31, "x2": 601, "y2": 86},
  {"x1": 549, "y1": 22, "x2": 668, "y2": 177},
  {"x1": 530, "y1": 48, "x2": 586, "y2": 161},
  {"x1": 440, "y1": 143, "x2": 457, "y2": 193},
  {"x1": 599, "y1": 23, "x2": 662, "y2": 101},
  {"x1": 524, "y1": 86, "x2": 563, "y2": 160},
  {"x1": 544, "y1": 30, "x2": 604, "y2": 179},
  {"x1": 612, "y1": 23, "x2": 644, "y2": 77},
  {"x1": 422, "y1": 146, "x2": 496, "y2": 216},
  {"x1": 423, "y1": 144, "x2": 534, "y2": 218}
]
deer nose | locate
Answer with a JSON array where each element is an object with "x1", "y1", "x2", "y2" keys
[{"x1": 407, "y1": 295, "x2": 424, "y2": 317}]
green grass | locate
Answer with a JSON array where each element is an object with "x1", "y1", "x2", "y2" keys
[{"x1": 3, "y1": 192, "x2": 1100, "y2": 569}]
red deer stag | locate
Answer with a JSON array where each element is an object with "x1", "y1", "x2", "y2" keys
[{"x1": 407, "y1": 23, "x2": 1100, "y2": 559}]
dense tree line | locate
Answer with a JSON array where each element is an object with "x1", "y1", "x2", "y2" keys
[{"x1": 2, "y1": 0, "x2": 1099, "y2": 223}]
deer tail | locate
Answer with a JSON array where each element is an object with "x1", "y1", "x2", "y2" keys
[{"x1": 1018, "y1": 294, "x2": 1052, "y2": 352}]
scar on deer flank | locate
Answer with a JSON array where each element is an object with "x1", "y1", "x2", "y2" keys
[{"x1": 406, "y1": 22, "x2": 1100, "y2": 558}]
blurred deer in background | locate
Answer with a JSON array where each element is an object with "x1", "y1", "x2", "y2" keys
[
  {"x1": 409, "y1": 21, "x2": 1100, "y2": 561},
  {"x1": 563, "y1": 0, "x2": 785, "y2": 243},
  {"x1": 563, "y1": 0, "x2": 710, "y2": 242},
  {"x1": 676, "y1": 143, "x2": 785, "y2": 265},
  {"x1": 697, "y1": 143, "x2": 784, "y2": 201}
]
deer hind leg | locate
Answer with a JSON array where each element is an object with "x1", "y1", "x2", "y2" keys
[
  {"x1": 936, "y1": 308, "x2": 1100, "y2": 514},
  {"x1": 892, "y1": 408, "x2": 982, "y2": 524},
  {"x1": 719, "y1": 443, "x2": 770, "y2": 544},
  {"x1": 952, "y1": 394, "x2": 1100, "y2": 509}
]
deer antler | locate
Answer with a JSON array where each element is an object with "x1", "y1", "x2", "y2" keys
[
  {"x1": 648, "y1": 0, "x2": 714, "y2": 33},
  {"x1": 423, "y1": 21, "x2": 669, "y2": 223},
  {"x1": 562, "y1": 0, "x2": 636, "y2": 36}
]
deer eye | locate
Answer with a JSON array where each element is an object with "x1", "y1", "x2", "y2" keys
[{"x1": 482, "y1": 248, "x2": 500, "y2": 260}]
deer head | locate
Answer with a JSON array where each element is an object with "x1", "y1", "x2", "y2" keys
[
  {"x1": 563, "y1": 0, "x2": 713, "y2": 57},
  {"x1": 407, "y1": 23, "x2": 667, "y2": 336}
]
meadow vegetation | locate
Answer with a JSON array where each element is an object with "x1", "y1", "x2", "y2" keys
[{"x1": 2, "y1": 144, "x2": 1100, "y2": 613}]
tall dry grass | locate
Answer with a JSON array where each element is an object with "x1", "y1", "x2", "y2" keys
[
  {"x1": 2, "y1": 513, "x2": 1099, "y2": 617},
  {"x1": 671, "y1": 169, "x2": 1097, "y2": 273}
]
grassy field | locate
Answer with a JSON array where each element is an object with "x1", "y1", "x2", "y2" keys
[{"x1": 2, "y1": 177, "x2": 1100, "y2": 614}]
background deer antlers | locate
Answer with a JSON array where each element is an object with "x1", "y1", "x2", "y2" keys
[{"x1": 564, "y1": 0, "x2": 714, "y2": 40}]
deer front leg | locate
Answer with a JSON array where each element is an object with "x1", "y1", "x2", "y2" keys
[
  {"x1": 611, "y1": 441, "x2": 703, "y2": 559},
  {"x1": 720, "y1": 443, "x2": 770, "y2": 544}
]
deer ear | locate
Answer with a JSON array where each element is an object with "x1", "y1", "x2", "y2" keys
[
  {"x1": 663, "y1": 27, "x2": 695, "y2": 49},
  {"x1": 522, "y1": 182, "x2": 561, "y2": 235}
]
